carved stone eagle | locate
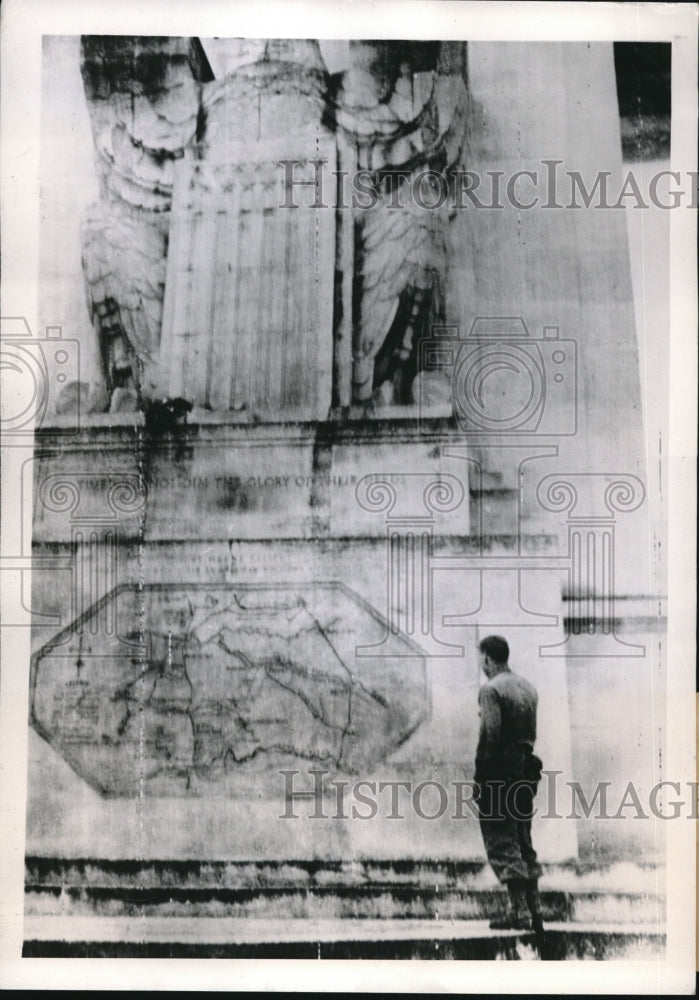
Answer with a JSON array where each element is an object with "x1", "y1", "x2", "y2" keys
[
  {"x1": 79, "y1": 36, "x2": 211, "y2": 409},
  {"x1": 332, "y1": 41, "x2": 469, "y2": 406}
]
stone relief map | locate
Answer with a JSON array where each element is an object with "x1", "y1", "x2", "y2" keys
[{"x1": 30, "y1": 584, "x2": 429, "y2": 796}]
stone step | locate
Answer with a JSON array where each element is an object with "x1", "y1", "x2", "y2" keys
[
  {"x1": 25, "y1": 882, "x2": 664, "y2": 925},
  {"x1": 22, "y1": 916, "x2": 665, "y2": 960},
  {"x1": 25, "y1": 855, "x2": 663, "y2": 890},
  {"x1": 25, "y1": 857, "x2": 665, "y2": 925},
  {"x1": 25, "y1": 856, "x2": 493, "y2": 886}
]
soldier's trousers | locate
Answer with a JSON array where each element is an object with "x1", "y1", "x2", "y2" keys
[{"x1": 477, "y1": 779, "x2": 543, "y2": 884}]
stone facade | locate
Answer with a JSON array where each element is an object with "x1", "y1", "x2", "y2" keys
[{"x1": 26, "y1": 38, "x2": 662, "y2": 881}]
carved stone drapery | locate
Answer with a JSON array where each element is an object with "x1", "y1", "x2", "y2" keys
[{"x1": 158, "y1": 146, "x2": 336, "y2": 419}]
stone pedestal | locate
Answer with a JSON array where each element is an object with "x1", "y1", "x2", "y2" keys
[{"x1": 27, "y1": 416, "x2": 579, "y2": 865}]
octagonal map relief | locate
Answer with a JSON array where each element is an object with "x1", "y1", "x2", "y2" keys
[{"x1": 30, "y1": 583, "x2": 429, "y2": 797}]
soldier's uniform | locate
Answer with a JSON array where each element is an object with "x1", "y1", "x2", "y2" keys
[{"x1": 475, "y1": 666, "x2": 543, "y2": 927}]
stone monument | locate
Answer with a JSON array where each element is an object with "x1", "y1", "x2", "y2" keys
[{"x1": 24, "y1": 36, "x2": 663, "y2": 953}]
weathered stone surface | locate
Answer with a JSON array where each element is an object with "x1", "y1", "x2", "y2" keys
[
  {"x1": 30, "y1": 37, "x2": 661, "y2": 879},
  {"x1": 30, "y1": 583, "x2": 429, "y2": 797},
  {"x1": 30, "y1": 418, "x2": 471, "y2": 544}
]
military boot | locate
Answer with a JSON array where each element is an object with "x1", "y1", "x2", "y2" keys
[
  {"x1": 489, "y1": 878, "x2": 531, "y2": 930},
  {"x1": 525, "y1": 878, "x2": 545, "y2": 936}
]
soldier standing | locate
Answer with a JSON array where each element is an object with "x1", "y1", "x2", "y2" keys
[{"x1": 475, "y1": 635, "x2": 544, "y2": 934}]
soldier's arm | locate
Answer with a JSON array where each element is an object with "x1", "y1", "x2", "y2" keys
[{"x1": 475, "y1": 685, "x2": 501, "y2": 782}]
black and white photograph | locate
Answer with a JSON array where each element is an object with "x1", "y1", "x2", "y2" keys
[{"x1": 0, "y1": 0, "x2": 696, "y2": 992}]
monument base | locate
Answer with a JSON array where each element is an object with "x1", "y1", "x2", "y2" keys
[{"x1": 27, "y1": 415, "x2": 668, "y2": 871}]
